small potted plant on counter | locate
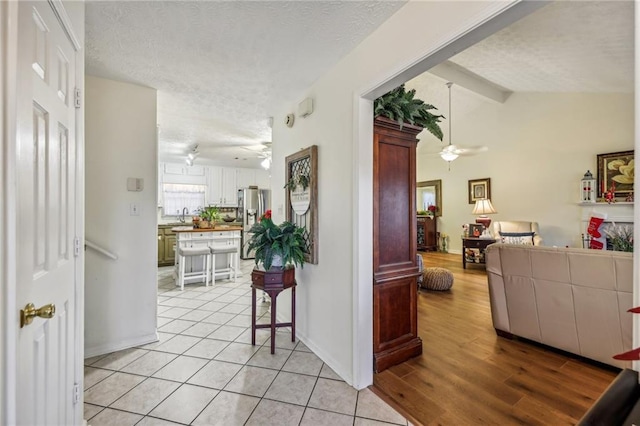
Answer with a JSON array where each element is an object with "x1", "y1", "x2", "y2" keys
[
  {"x1": 247, "y1": 209, "x2": 309, "y2": 271},
  {"x1": 198, "y1": 205, "x2": 221, "y2": 229}
]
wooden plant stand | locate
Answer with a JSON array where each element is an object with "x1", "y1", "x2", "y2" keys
[{"x1": 251, "y1": 268, "x2": 296, "y2": 354}]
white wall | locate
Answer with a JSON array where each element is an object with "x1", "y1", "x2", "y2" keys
[
  {"x1": 85, "y1": 76, "x2": 158, "y2": 357},
  {"x1": 414, "y1": 87, "x2": 634, "y2": 253},
  {"x1": 269, "y1": 1, "x2": 528, "y2": 387}
]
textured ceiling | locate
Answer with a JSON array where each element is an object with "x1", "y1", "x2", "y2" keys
[
  {"x1": 85, "y1": 0, "x2": 406, "y2": 166},
  {"x1": 85, "y1": 1, "x2": 634, "y2": 166},
  {"x1": 449, "y1": 1, "x2": 634, "y2": 93}
]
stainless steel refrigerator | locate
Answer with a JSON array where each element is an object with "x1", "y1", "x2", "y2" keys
[{"x1": 238, "y1": 187, "x2": 271, "y2": 259}]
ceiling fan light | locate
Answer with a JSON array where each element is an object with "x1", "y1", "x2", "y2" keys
[
  {"x1": 185, "y1": 157, "x2": 194, "y2": 166},
  {"x1": 261, "y1": 157, "x2": 271, "y2": 170},
  {"x1": 187, "y1": 151, "x2": 199, "y2": 161},
  {"x1": 440, "y1": 150, "x2": 459, "y2": 162}
]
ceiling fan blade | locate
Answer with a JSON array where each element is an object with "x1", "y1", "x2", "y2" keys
[{"x1": 456, "y1": 146, "x2": 489, "y2": 156}]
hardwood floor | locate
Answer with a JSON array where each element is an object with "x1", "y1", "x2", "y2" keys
[{"x1": 372, "y1": 251, "x2": 618, "y2": 426}]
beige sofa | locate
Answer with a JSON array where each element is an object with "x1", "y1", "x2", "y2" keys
[
  {"x1": 491, "y1": 221, "x2": 543, "y2": 245},
  {"x1": 486, "y1": 243, "x2": 633, "y2": 368}
]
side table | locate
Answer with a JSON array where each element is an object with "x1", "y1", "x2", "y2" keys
[
  {"x1": 462, "y1": 237, "x2": 496, "y2": 269},
  {"x1": 251, "y1": 268, "x2": 297, "y2": 354}
]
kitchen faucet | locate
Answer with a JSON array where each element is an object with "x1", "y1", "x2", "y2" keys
[{"x1": 180, "y1": 207, "x2": 188, "y2": 223}]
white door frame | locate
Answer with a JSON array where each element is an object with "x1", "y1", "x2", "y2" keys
[
  {"x1": 1, "y1": 1, "x2": 84, "y2": 423},
  {"x1": 351, "y1": 0, "x2": 551, "y2": 389},
  {"x1": 1, "y1": 1, "x2": 19, "y2": 423}
]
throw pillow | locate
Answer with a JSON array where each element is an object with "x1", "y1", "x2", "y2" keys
[{"x1": 499, "y1": 231, "x2": 535, "y2": 245}]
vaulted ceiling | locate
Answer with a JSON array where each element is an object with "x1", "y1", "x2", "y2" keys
[{"x1": 85, "y1": 1, "x2": 634, "y2": 167}]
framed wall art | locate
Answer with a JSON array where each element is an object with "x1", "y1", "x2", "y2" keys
[
  {"x1": 468, "y1": 178, "x2": 491, "y2": 204},
  {"x1": 468, "y1": 223, "x2": 484, "y2": 238},
  {"x1": 285, "y1": 145, "x2": 318, "y2": 264},
  {"x1": 597, "y1": 150, "x2": 634, "y2": 198}
]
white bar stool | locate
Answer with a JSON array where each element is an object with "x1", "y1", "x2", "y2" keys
[
  {"x1": 176, "y1": 246, "x2": 211, "y2": 290},
  {"x1": 209, "y1": 244, "x2": 239, "y2": 285}
]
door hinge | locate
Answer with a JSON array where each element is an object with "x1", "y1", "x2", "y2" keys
[
  {"x1": 74, "y1": 88, "x2": 81, "y2": 108},
  {"x1": 72, "y1": 383, "x2": 80, "y2": 404},
  {"x1": 74, "y1": 237, "x2": 81, "y2": 257}
]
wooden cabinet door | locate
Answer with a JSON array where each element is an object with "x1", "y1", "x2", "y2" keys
[
  {"x1": 158, "y1": 231, "x2": 165, "y2": 262},
  {"x1": 164, "y1": 234, "x2": 177, "y2": 265},
  {"x1": 425, "y1": 217, "x2": 437, "y2": 251},
  {"x1": 373, "y1": 116, "x2": 422, "y2": 372}
]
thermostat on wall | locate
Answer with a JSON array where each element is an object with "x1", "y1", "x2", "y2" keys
[{"x1": 127, "y1": 177, "x2": 144, "y2": 192}]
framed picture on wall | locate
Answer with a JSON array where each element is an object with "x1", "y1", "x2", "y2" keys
[
  {"x1": 468, "y1": 178, "x2": 491, "y2": 204},
  {"x1": 597, "y1": 150, "x2": 634, "y2": 198}
]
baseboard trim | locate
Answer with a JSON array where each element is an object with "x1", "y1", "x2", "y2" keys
[
  {"x1": 84, "y1": 331, "x2": 159, "y2": 359},
  {"x1": 276, "y1": 312, "x2": 355, "y2": 388},
  {"x1": 374, "y1": 337, "x2": 423, "y2": 372}
]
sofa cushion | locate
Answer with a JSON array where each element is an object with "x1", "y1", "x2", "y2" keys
[{"x1": 499, "y1": 231, "x2": 535, "y2": 245}]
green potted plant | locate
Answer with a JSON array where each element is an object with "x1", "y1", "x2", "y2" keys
[
  {"x1": 198, "y1": 205, "x2": 221, "y2": 229},
  {"x1": 247, "y1": 209, "x2": 309, "y2": 270},
  {"x1": 374, "y1": 84, "x2": 444, "y2": 140},
  {"x1": 284, "y1": 172, "x2": 310, "y2": 192}
]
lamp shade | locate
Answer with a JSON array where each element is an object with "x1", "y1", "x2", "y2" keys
[{"x1": 472, "y1": 199, "x2": 497, "y2": 215}]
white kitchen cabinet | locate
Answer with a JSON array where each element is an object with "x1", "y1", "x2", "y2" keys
[
  {"x1": 205, "y1": 166, "x2": 237, "y2": 207},
  {"x1": 237, "y1": 167, "x2": 270, "y2": 189},
  {"x1": 186, "y1": 165, "x2": 205, "y2": 176},
  {"x1": 236, "y1": 168, "x2": 255, "y2": 189},
  {"x1": 255, "y1": 169, "x2": 271, "y2": 188},
  {"x1": 164, "y1": 163, "x2": 185, "y2": 175},
  {"x1": 222, "y1": 167, "x2": 238, "y2": 206},
  {"x1": 161, "y1": 162, "x2": 207, "y2": 185},
  {"x1": 206, "y1": 166, "x2": 224, "y2": 205}
]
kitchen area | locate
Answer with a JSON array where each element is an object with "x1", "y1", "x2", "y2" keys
[{"x1": 157, "y1": 161, "x2": 271, "y2": 282}]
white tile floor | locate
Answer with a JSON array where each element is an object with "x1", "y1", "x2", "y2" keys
[{"x1": 84, "y1": 261, "x2": 410, "y2": 426}]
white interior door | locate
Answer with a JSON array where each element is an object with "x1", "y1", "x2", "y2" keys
[{"x1": 16, "y1": 2, "x2": 79, "y2": 424}]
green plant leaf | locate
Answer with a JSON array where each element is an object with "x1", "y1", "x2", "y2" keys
[{"x1": 374, "y1": 84, "x2": 444, "y2": 140}]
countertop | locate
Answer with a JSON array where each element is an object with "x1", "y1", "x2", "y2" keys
[
  {"x1": 159, "y1": 221, "x2": 242, "y2": 228},
  {"x1": 171, "y1": 225, "x2": 242, "y2": 233}
]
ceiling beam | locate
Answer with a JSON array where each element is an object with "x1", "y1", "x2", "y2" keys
[{"x1": 428, "y1": 60, "x2": 512, "y2": 103}]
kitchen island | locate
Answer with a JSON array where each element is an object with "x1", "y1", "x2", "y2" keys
[{"x1": 171, "y1": 225, "x2": 242, "y2": 286}]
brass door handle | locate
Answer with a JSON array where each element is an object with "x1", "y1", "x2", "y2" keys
[{"x1": 20, "y1": 303, "x2": 55, "y2": 328}]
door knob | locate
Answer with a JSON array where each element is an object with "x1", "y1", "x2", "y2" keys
[{"x1": 20, "y1": 303, "x2": 55, "y2": 328}]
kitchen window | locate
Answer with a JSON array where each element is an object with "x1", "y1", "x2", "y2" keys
[{"x1": 162, "y1": 183, "x2": 206, "y2": 216}]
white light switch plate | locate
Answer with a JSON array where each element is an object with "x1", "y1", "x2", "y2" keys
[{"x1": 130, "y1": 203, "x2": 140, "y2": 216}]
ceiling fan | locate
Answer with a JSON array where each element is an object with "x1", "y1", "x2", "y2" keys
[
  {"x1": 439, "y1": 82, "x2": 488, "y2": 168},
  {"x1": 240, "y1": 142, "x2": 272, "y2": 169}
]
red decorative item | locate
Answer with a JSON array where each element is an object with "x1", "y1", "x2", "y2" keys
[
  {"x1": 589, "y1": 239, "x2": 604, "y2": 250},
  {"x1": 613, "y1": 347, "x2": 640, "y2": 361},
  {"x1": 613, "y1": 306, "x2": 640, "y2": 361},
  {"x1": 587, "y1": 214, "x2": 605, "y2": 238}
]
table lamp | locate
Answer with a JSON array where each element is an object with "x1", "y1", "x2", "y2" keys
[{"x1": 472, "y1": 199, "x2": 497, "y2": 229}]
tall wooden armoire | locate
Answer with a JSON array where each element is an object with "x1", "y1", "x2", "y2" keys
[{"x1": 373, "y1": 116, "x2": 423, "y2": 372}]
